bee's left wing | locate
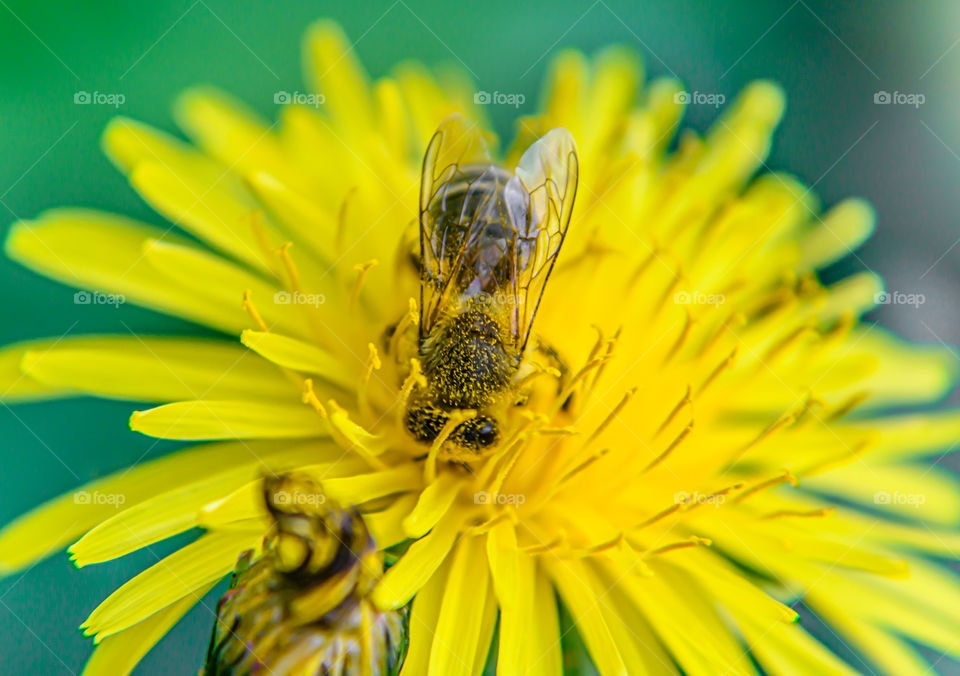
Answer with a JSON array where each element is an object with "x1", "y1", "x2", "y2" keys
[
  {"x1": 419, "y1": 114, "x2": 494, "y2": 337},
  {"x1": 509, "y1": 128, "x2": 579, "y2": 352}
]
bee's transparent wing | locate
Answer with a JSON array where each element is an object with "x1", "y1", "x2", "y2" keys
[
  {"x1": 419, "y1": 114, "x2": 495, "y2": 337},
  {"x1": 510, "y1": 128, "x2": 579, "y2": 351}
]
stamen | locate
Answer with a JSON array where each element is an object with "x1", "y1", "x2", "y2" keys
[
  {"x1": 301, "y1": 379, "x2": 329, "y2": 419},
  {"x1": 336, "y1": 186, "x2": 358, "y2": 254},
  {"x1": 349, "y1": 259, "x2": 379, "y2": 309},
  {"x1": 388, "y1": 298, "x2": 417, "y2": 359},
  {"x1": 425, "y1": 410, "x2": 474, "y2": 483},
  {"x1": 633, "y1": 503, "x2": 682, "y2": 530},
  {"x1": 655, "y1": 384, "x2": 692, "y2": 437},
  {"x1": 727, "y1": 413, "x2": 795, "y2": 466},
  {"x1": 762, "y1": 508, "x2": 834, "y2": 520},
  {"x1": 763, "y1": 323, "x2": 816, "y2": 364},
  {"x1": 277, "y1": 242, "x2": 303, "y2": 292},
  {"x1": 733, "y1": 469, "x2": 797, "y2": 504},
  {"x1": 398, "y1": 358, "x2": 426, "y2": 410},
  {"x1": 358, "y1": 343, "x2": 382, "y2": 416},
  {"x1": 643, "y1": 421, "x2": 694, "y2": 472},
  {"x1": 249, "y1": 209, "x2": 278, "y2": 274},
  {"x1": 582, "y1": 388, "x2": 636, "y2": 451},
  {"x1": 550, "y1": 355, "x2": 609, "y2": 417},
  {"x1": 589, "y1": 328, "x2": 622, "y2": 392},
  {"x1": 664, "y1": 309, "x2": 694, "y2": 363},
  {"x1": 241, "y1": 289, "x2": 269, "y2": 331},
  {"x1": 697, "y1": 347, "x2": 738, "y2": 395},
  {"x1": 647, "y1": 535, "x2": 711, "y2": 556},
  {"x1": 828, "y1": 391, "x2": 870, "y2": 421}
]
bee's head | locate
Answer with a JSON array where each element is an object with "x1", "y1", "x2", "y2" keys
[{"x1": 404, "y1": 404, "x2": 499, "y2": 452}]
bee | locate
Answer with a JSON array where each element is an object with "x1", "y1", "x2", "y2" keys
[
  {"x1": 204, "y1": 473, "x2": 407, "y2": 675},
  {"x1": 404, "y1": 114, "x2": 579, "y2": 456}
]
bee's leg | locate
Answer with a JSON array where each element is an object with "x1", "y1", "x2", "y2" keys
[{"x1": 529, "y1": 338, "x2": 576, "y2": 410}]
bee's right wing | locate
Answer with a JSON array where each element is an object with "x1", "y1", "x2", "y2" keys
[{"x1": 418, "y1": 114, "x2": 495, "y2": 338}]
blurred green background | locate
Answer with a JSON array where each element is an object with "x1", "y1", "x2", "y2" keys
[{"x1": 2, "y1": 0, "x2": 960, "y2": 673}]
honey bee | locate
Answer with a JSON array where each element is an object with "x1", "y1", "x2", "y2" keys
[{"x1": 404, "y1": 114, "x2": 578, "y2": 456}]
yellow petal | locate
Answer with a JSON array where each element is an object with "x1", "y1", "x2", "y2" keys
[
  {"x1": 373, "y1": 510, "x2": 461, "y2": 610},
  {"x1": 303, "y1": 20, "x2": 373, "y2": 135},
  {"x1": 402, "y1": 472, "x2": 460, "y2": 538},
  {"x1": 131, "y1": 161, "x2": 275, "y2": 273},
  {"x1": 142, "y1": 238, "x2": 312, "y2": 340},
  {"x1": 0, "y1": 439, "x2": 290, "y2": 574},
  {"x1": 428, "y1": 535, "x2": 495, "y2": 676},
  {"x1": 400, "y1": 559, "x2": 450, "y2": 675},
  {"x1": 83, "y1": 531, "x2": 259, "y2": 641},
  {"x1": 69, "y1": 441, "x2": 328, "y2": 565},
  {"x1": 241, "y1": 329, "x2": 354, "y2": 389},
  {"x1": 21, "y1": 335, "x2": 295, "y2": 403},
  {"x1": 487, "y1": 523, "x2": 561, "y2": 676},
  {"x1": 546, "y1": 557, "x2": 628, "y2": 676},
  {"x1": 129, "y1": 399, "x2": 327, "y2": 440},
  {"x1": 322, "y1": 463, "x2": 421, "y2": 507},
  {"x1": 5, "y1": 209, "x2": 250, "y2": 333},
  {"x1": 82, "y1": 581, "x2": 216, "y2": 676},
  {"x1": 800, "y1": 198, "x2": 875, "y2": 269},
  {"x1": 0, "y1": 338, "x2": 78, "y2": 402}
]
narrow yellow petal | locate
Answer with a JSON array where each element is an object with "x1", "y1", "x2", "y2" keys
[
  {"x1": 69, "y1": 441, "x2": 328, "y2": 565},
  {"x1": 241, "y1": 329, "x2": 354, "y2": 389},
  {"x1": 322, "y1": 463, "x2": 421, "y2": 507},
  {"x1": 402, "y1": 472, "x2": 460, "y2": 538},
  {"x1": 0, "y1": 440, "x2": 292, "y2": 574},
  {"x1": 303, "y1": 20, "x2": 373, "y2": 134},
  {"x1": 428, "y1": 536, "x2": 495, "y2": 676},
  {"x1": 129, "y1": 399, "x2": 327, "y2": 440},
  {"x1": 800, "y1": 198, "x2": 875, "y2": 269},
  {"x1": 546, "y1": 557, "x2": 628, "y2": 676},
  {"x1": 0, "y1": 338, "x2": 77, "y2": 402},
  {"x1": 131, "y1": 161, "x2": 275, "y2": 273},
  {"x1": 82, "y1": 581, "x2": 216, "y2": 676},
  {"x1": 83, "y1": 531, "x2": 259, "y2": 641},
  {"x1": 142, "y1": 239, "x2": 312, "y2": 340},
  {"x1": 401, "y1": 560, "x2": 450, "y2": 675},
  {"x1": 373, "y1": 510, "x2": 461, "y2": 610},
  {"x1": 5, "y1": 210, "x2": 249, "y2": 333},
  {"x1": 21, "y1": 335, "x2": 296, "y2": 403}
]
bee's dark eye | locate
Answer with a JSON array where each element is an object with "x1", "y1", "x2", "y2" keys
[
  {"x1": 452, "y1": 416, "x2": 499, "y2": 450},
  {"x1": 405, "y1": 405, "x2": 447, "y2": 443}
]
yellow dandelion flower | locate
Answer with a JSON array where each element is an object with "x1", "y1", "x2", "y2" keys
[{"x1": 2, "y1": 18, "x2": 960, "y2": 676}]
